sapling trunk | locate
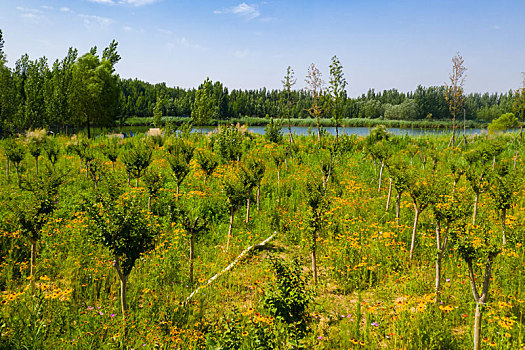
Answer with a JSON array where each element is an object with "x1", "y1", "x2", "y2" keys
[
  {"x1": 256, "y1": 185, "x2": 261, "y2": 211},
  {"x1": 434, "y1": 222, "x2": 448, "y2": 304},
  {"x1": 409, "y1": 205, "x2": 420, "y2": 260},
  {"x1": 277, "y1": 169, "x2": 280, "y2": 189},
  {"x1": 514, "y1": 150, "x2": 518, "y2": 170},
  {"x1": 502, "y1": 208, "x2": 507, "y2": 245},
  {"x1": 312, "y1": 224, "x2": 318, "y2": 285},
  {"x1": 467, "y1": 254, "x2": 496, "y2": 350},
  {"x1": 386, "y1": 178, "x2": 392, "y2": 211},
  {"x1": 245, "y1": 198, "x2": 250, "y2": 223},
  {"x1": 127, "y1": 174, "x2": 130, "y2": 185},
  {"x1": 226, "y1": 207, "x2": 234, "y2": 252},
  {"x1": 120, "y1": 275, "x2": 128, "y2": 315},
  {"x1": 135, "y1": 177, "x2": 139, "y2": 187},
  {"x1": 30, "y1": 239, "x2": 37, "y2": 278},
  {"x1": 396, "y1": 192, "x2": 401, "y2": 224},
  {"x1": 148, "y1": 196, "x2": 151, "y2": 212},
  {"x1": 189, "y1": 230, "x2": 195, "y2": 284},
  {"x1": 378, "y1": 161, "x2": 384, "y2": 192}
]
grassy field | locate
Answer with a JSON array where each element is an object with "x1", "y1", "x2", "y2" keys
[{"x1": 0, "y1": 126, "x2": 523, "y2": 349}]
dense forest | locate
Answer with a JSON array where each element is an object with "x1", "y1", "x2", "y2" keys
[{"x1": 0, "y1": 30, "x2": 521, "y2": 137}]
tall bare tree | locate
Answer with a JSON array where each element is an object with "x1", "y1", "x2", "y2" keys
[
  {"x1": 444, "y1": 52, "x2": 467, "y2": 147},
  {"x1": 305, "y1": 63, "x2": 325, "y2": 142},
  {"x1": 281, "y1": 66, "x2": 296, "y2": 144},
  {"x1": 328, "y1": 55, "x2": 347, "y2": 142}
]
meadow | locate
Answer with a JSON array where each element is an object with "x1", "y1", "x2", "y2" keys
[{"x1": 0, "y1": 125, "x2": 524, "y2": 349}]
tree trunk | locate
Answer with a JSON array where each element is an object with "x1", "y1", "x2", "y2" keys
[
  {"x1": 409, "y1": 205, "x2": 420, "y2": 260},
  {"x1": 502, "y1": 208, "x2": 507, "y2": 245},
  {"x1": 467, "y1": 253, "x2": 496, "y2": 350},
  {"x1": 472, "y1": 191, "x2": 479, "y2": 225},
  {"x1": 120, "y1": 275, "x2": 128, "y2": 315},
  {"x1": 277, "y1": 169, "x2": 280, "y2": 189},
  {"x1": 514, "y1": 150, "x2": 518, "y2": 170},
  {"x1": 256, "y1": 185, "x2": 260, "y2": 211},
  {"x1": 473, "y1": 302, "x2": 483, "y2": 350},
  {"x1": 386, "y1": 178, "x2": 392, "y2": 211},
  {"x1": 30, "y1": 239, "x2": 37, "y2": 278},
  {"x1": 312, "y1": 227, "x2": 317, "y2": 285},
  {"x1": 378, "y1": 161, "x2": 384, "y2": 192},
  {"x1": 176, "y1": 184, "x2": 180, "y2": 200},
  {"x1": 148, "y1": 196, "x2": 151, "y2": 212},
  {"x1": 226, "y1": 207, "x2": 234, "y2": 252},
  {"x1": 245, "y1": 198, "x2": 250, "y2": 223},
  {"x1": 189, "y1": 231, "x2": 195, "y2": 284},
  {"x1": 127, "y1": 173, "x2": 130, "y2": 185},
  {"x1": 396, "y1": 192, "x2": 401, "y2": 224},
  {"x1": 135, "y1": 177, "x2": 139, "y2": 187},
  {"x1": 435, "y1": 222, "x2": 448, "y2": 304}
]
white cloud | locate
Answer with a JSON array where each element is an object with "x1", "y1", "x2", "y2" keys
[
  {"x1": 80, "y1": 14, "x2": 114, "y2": 30},
  {"x1": 215, "y1": 3, "x2": 260, "y2": 20},
  {"x1": 60, "y1": 7, "x2": 73, "y2": 13},
  {"x1": 86, "y1": 0, "x2": 160, "y2": 6},
  {"x1": 120, "y1": 0, "x2": 160, "y2": 6},
  {"x1": 234, "y1": 49, "x2": 255, "y2": 58},
  {"x1": 16, "y1": 6, "x2": 43, "y2": 13},
  {"x1": 158, "y1": 28, "x2": 173, "y2": 35}
]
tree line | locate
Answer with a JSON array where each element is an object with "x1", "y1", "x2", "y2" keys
[{"x1": 0, "y1": 29, "x2": 522, "y2": 138}]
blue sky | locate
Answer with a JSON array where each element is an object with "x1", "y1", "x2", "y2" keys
[{"x1": 0, "y1": 0, "x2": 523, "y2": 96}]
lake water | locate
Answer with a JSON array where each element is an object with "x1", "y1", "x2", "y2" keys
[{"x1": 110, "y1": 125, "x2": 485, "y2": 137}]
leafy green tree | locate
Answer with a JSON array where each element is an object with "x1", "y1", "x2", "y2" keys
[
  {"x1": 42, "y1": 136, "x2": 60, "y2": 172},
  {"x1": 407, "y1": 169, "x2": 437, "y2": 260},
  {"x1": 304, "y1": 175, "x2": 329, "y2": 284},
  {"x1": 15, "y1": 169, "x2": 64, "y2": 283},
  {"x1": 4, "y1": 138, "x2": 26, "y2": 184},
  {"x1": 101, "y1": 137, "x2": 120, "y2": 172},
  {"x1": 143, "y1": 168, "x2": 164, "y2": 211},
  {"x1": 27, "y1": 135, "x2": 44, "y2": 175},
  {"x1": 166, "y1": 138, "x2": 194, "y2": 196},
  {"x1": 264, "y1": 118, "x2": 283, "y2": 144},
  {"x1": 195, "y1": 149, "x2": 218, "y2": 184},
  {"x1": 213, "y1": 124, "x2": 244, "y2": 163},
  {"x1": 122, "y1": 141, "x2": 152, "y2": 186},
  {"x1": 69, "y1": 45, "x2": 121, "y2": 138},
  {"x1": 328, "y1": 55, "x2": 347, "y2": 142},
  {"x1": 191, "y1": 78, "x2": 220, "y2": 130},
  {"x1": 487, "y1": 113, "x2": 519, "y2": 134},
  {"x1": 169, "y1": 201, "x2": 208, "y2": 284},
  {"x1": 152, "y1": 96, "x2": 163, "y2": 128},
  {"x1": 221, "y1": 166, "x2": 251, "y2": 252},
  {"x1": 88, "y1": 189, "x2": 158, "y2": 315}
]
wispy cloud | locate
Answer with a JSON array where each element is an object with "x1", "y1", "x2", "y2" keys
[
  {"x1": 214, "y1": 3, "x2": 260, "y2": 20},
  {"x1": 86, "y1": 0, "x2": 160, "y2": 6},
  {"x1": 492, "y1": 25, "x2": 500, "y2": 30},
  {"x1": 165, "y1": 37, "x2": 206, "y2": 51},
  {"x1": 60, "y1": 7, "x2": 73, "y2": 13},
  {"x1": 80, "y1": 14, "x2": 114, "y2": 30},
  {"x1": 158, "y1": 28, "x2": 173, "y2": 36},
  {"x1": 233, "y1": 49, "x2": 255, "y2": 59},
  {"x1": 16, "y1": 6, "x2": 47, "y2": 23}
]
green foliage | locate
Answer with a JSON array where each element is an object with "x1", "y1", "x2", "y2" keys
[
  {"x1": 121, "y1": 140, "x2": 152, "y2": 184},
  {"x1": 263, "y1": 256, "x2": 311, "y2": 333},
  {"x1": 488, "y1": 113, "x2": 519, "y2": 134},
  {"x1": 264, "y1": 118, "x2": 283, "y2": 144},
  {"x1": 213, "y1": 124, "x2": 244, "y2": 163},
  {"x1": 87, "y1": 191, "x2": 158, "y2": 276}
]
